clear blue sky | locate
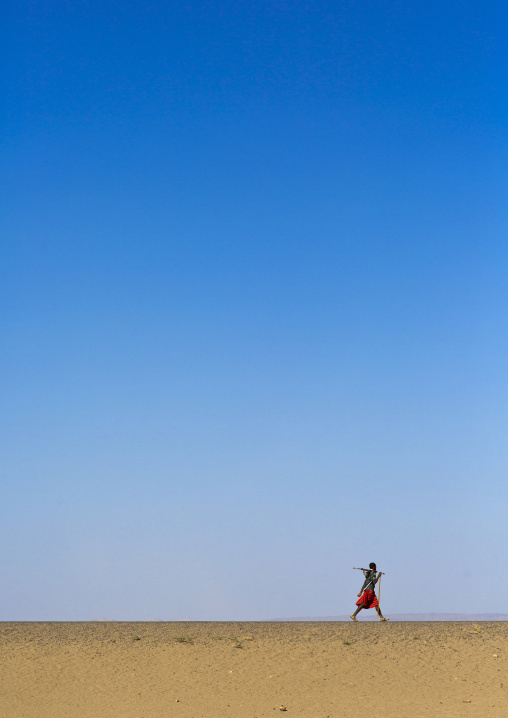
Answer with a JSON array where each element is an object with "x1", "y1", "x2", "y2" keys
[{"x1": 2, "y1": 0, "x2": 507, "y2": 620}]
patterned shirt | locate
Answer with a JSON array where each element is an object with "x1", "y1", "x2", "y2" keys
[{"x1": 361, "y1": 570, "x2": 377, "y2": 593}]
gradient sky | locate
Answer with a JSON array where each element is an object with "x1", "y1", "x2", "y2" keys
[{"x1": 2, "y1": 0, "x2": 508, "y2": 620}]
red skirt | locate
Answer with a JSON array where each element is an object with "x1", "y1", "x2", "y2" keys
[{"x1": 356, "y1": 589, "x2": 378, "y2": 609}]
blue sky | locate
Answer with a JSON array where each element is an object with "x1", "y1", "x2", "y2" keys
[{"x1": 2, "y1": 0, "x2": 508, "y2": 620}]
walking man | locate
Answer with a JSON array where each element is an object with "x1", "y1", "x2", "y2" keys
[{"x1": 350, "y1": 562, "x2": 389, "y2": 622}]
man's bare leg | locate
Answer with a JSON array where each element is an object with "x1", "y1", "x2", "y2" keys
[
  {"x1": 350, "y1": 603, "x2": 364, "y2": 621},
  {"x1": 376, "y1": 606, "x2": 389, "y2": 621}
]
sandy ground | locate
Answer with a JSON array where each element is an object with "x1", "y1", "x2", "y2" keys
[{"x1": 0, "y1": 621, "x2": 507, "y2": 718}]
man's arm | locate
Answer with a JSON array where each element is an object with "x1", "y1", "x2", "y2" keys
[
  {"x1": 358, "y1": 572, "x2": 370, "y2": 596},
  {"x1": 357, "y1": 569, "x2": 368, "y2": 596}
]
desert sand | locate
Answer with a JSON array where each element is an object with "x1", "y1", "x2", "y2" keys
[{"x1": 0, "y1": 621, "x2": 506, "y2": 717}]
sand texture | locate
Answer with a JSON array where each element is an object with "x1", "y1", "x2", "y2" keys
[{"x1": 1, "y1": 621, "x2": 507, "y2": 717}]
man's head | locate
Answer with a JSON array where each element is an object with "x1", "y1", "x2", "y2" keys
[{"x1": 369, "y1": 562, "x2": 376, "y2": 571}]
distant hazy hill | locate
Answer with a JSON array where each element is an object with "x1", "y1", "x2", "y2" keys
[{"x1": 270, "y1": 613, "x2": 508, "y2": 622}]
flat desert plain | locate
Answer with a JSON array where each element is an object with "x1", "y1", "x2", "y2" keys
[{"x1": 0, "y1": 621, "x2": 506, "y2": 717}]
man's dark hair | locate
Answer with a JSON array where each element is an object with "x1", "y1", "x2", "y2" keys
[{"x1": 369, "y1": 562, "x2": 376, "y2": 570}]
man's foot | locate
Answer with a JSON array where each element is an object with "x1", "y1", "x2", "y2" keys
[
  {"x1": 350, "y1": 614, "x2": 358, "y2": 622},
  {"x1": 379, "y1": 617, "x2": 389, "y2": 621}
]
